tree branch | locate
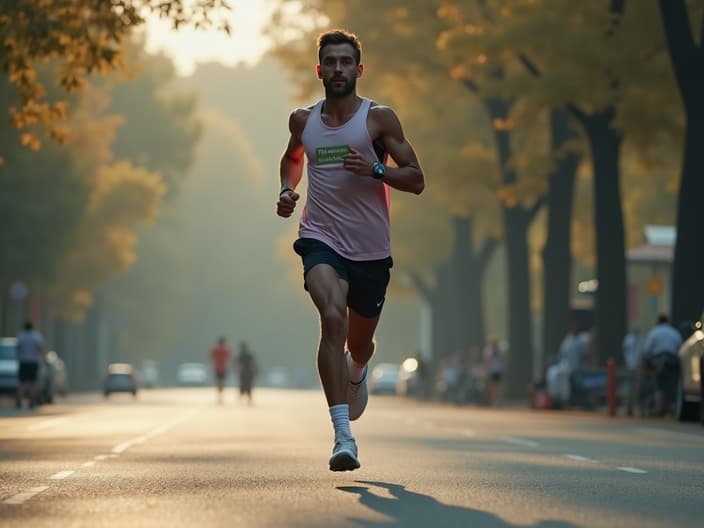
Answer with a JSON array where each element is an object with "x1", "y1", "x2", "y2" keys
[
  {"x1": 518, "y1": 54, "x2": 542, "y2": 77},
  {"x1": 658, "y1": 0, "x2": 697, "y2": 83},
  {"x1": 463, "y1": 78, "x2": 479, "y2": 94},
  {"x1": 528, "y1": 195, "x2": 547, "y2": 223},
  {"x1": 567, "y1": 102, "x2": 588, "y2": 127},
  {"x1": 477, "y1": 237, "x2": 499, "y2": 271}
]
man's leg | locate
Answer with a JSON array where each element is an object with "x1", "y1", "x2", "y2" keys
[
  {"x1": 306, "y1": 264, "x2": 361, "y2": 471},
  {"x1": 306, "y1": 264, "x2": 350, "y2": 406}
]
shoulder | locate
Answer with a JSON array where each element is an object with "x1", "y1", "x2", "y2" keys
[
  {"x1": 289, "y1": 105, "x2": 314, "y2": 135},
  {"x1": 368, "y1": 103, "x2": 401, "y2": 125}
]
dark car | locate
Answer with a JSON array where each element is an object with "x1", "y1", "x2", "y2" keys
[
  {"x1": 103, "y1": 363, "x2": 138, "y2": 397},
  {"x1": 676, "y1": 313, "x2": 704, "y2": 422}
]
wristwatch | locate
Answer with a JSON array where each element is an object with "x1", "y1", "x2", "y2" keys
[{"x1": 372, "y1": 161, "x2": 386, "y2": 180}]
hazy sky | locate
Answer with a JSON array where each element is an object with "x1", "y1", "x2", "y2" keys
[{"x1": 143, "y1": 0, "x2": 276, "y2": 76}]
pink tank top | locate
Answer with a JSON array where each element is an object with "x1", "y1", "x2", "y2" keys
[{"x1": 299, "y1": 98, "x2": 391, "y2": 260}]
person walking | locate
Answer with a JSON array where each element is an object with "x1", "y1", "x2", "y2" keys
[
  {"x1": 209, "y1": 337, "x2": 231, "y2": 404},
  {"x1": 15, "y1": 321, "x2": 44, "y2": 409},
  {"x1": 642, "y1": 314, "x2": 682, "y2": 416},
  {"x1": 276, "y1": 29, "x2": 424, "y2": 471},
  {"x1": 236, "y1": 341, "x2": 258, "y2": 405}
]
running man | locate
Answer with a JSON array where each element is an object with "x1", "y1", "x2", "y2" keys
[
  {"x1": 276, "y1": 29, "x2": 424, "y2": 471},
  {"x1": 209, "y1": 337, "x2": 231, "y2": 404}
]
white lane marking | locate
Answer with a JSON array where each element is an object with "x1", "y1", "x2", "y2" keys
[
  {"x1": 617, "y1": 466, "x2": 648, "y2": 474},
  {"x1": 461, "y1": 429, "x2": 476, "y2": 438},
  {"x1": 49, "y1": 470, "x2": 74, "y2": 480},
  {"x1": 82, "y1": 461, "x2": 96, "y2": 468},
  {"x1": 563, "y1": 454, "x2": 598, "y2": 463},
  {"x1": 27, "y1": 417, "x2": 69, "y2": 432},
  {"x1": 111, "y1": 410, "x2": 195, "y2": 455},
  {"x1": 94, "y1": 455, "x2": 108, "y2": 461},
  {"x1": 501, "y1": 436, "x2": 539, "y2": 448},
  {"x1": 3, "y1": 486, "x2": 49, "y2": 505}
]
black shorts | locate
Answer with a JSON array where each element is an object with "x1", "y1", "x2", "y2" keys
[
  {"x1": 19, "y1": 362, "x2": 38, "y2": 383},
  {"x1": 293, "y1": 237, "x2": 393, "y2": 318}
]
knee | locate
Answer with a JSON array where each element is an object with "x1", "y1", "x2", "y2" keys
[{"x1": 321, "y1": 307, "x2": 347, "y2": 340}]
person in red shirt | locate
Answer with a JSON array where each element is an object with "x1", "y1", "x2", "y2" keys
[{"x1": 209, "y1": 337, "x2": 231, "y2": 404}]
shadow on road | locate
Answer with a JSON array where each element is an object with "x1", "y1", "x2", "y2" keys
[{"x1": 337, "y1": 480, "x2": 579, "y2": 528}]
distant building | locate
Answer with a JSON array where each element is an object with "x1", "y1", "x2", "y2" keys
[
  {"x1": 627, "y1": 225, "x2": 674, "y2": 331},
  {"x1": 570, "y1": 225, "x2": 674, "y2": 333}
]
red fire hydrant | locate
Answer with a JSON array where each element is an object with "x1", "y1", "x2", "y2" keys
[{"x1": 607, "y1": 357, "x2": 617, "y2": 417}]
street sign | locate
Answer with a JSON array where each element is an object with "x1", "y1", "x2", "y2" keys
[
  {"x1": 9, "y1": 281, "x2": 28, "y2": 301},
  {"x1": 646, "y1": 277, "x2": 664, "y2": 296}
]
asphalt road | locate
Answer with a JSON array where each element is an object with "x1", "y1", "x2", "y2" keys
[{"x1": 1, "y1": 387, "x2": 702, "y2": 527}]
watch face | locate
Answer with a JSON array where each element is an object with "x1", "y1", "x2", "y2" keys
[{"x1": 373, "y1": 163, "x2": 385, "y2": 178}]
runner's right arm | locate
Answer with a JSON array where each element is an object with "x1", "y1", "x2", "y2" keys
[{"x1": 277, "y1": 109, "x2": 308, "y2": 218}]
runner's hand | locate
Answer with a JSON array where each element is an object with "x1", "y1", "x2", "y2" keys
[
  {"x1": 277, "y1": 190, "x2": 299, "y2": 218},
  {"x1": 343, "y1": 147, "x2": 373, "y2": 177}
]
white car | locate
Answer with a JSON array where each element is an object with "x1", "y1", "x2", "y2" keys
[
  {"x1": 369, "y1": 363, "x2": 400, "y2": 395},
  {"x1": 676, "y1": 313, "x2": 704, "y2": 422},
  {"x1": 0, "y1": 337, "x2": 18, "y2": 396},
  {"x1": 177, "y1": 362, "x2": 208, "y2": 386}
]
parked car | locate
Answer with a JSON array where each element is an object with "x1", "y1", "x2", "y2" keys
[
  {"x1": 676, "y1": 313, "x2": 704, "y2": 422},
  {"x1": 0, "y1": 337, "x2": 18, "y2": 396},
  {"x1": 37, "y1": 350, "x2": 67, "y2": 404},
  {"x1": 177, "y1": 362, "x2": 208, "y2": 386},
  {"x1": 140, "y1": 360, "x2": 159, "y2": 388},
  {"x1": 369, "y1": 363, "x2": 400, "y2": 395},
  {"x1": 103, "y1": 363, "x2": 138, "y2": 397}
]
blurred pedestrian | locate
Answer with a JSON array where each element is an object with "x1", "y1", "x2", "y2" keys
[
  {"x1": 483, "y1": 338, "x2": 505, "y2": 406},
  {"x1": 642, "y1": 314, "x2": 682, "y2": 416},
  {"x1": 236, "y1": 341, "x2": 257, "y2": 405},
  {"x1": 622, "y1": 328, "x2": 644, "y2": 416},
  {"x1": 209, "y1": 337, "x2": 231, "y2": 404},
  {"x1": 15, "y1": 321, "x2": 44, "y2": 409},
  {"x1": 276, "y1": 29, "x2": 424, "y2": 471}
]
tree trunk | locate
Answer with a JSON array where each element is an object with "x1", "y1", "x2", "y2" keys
[
  {"x1": 542, "y1": 110, "x2": 581, "y2": 363},
  {"x1": 582, "y1": 108, "x2": 626, "y2": 365},
  {"x1": 658, "y1": 0, "x2": 704, "y2": 326},
  {"x1": 487, "y1": 95, "x2": 537, "y2": 398}
]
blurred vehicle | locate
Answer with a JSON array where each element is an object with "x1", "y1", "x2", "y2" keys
[
  {"x1": 265, "y1": 366, "x2": 290, "y2": 388},
  {"x1": 369, "y1": 363, "x2": 400, "y2": 395},
  {"x1": 177, "y1": 362, "x2": 208, "y2": 386},
  {"x1": 37, "y1": 350, "x2": 67, "y2": 404},
  {"x1": 0, "y1": 337, "x2": 18, "y2": 396},
  {"x1": 676, "y1": 313, "x2": 704, "y2": 422},
  {"x1": 396, "y1": 357, "x2": 420, "y2": 397},
  {"x1": 140, "y1": 360, "x2": 159, "y2": 389},
  {"x1": 103, "y1": 363, "x2": 138, "y2": 397}
]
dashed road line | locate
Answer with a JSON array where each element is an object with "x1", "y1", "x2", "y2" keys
[
  {"x1": 500, "y1": 436, "x2": 539, "y2": 448},
  {"x1": 82, "y1": 461, "x2": 96, "y2": 468},
  {"x1": 49, "y1": 470, "x2": 74, "y2": 480},
  {"x1": 616, "y1": 466, "x2": 648, "y2": 474},
  {"x1": 2, "y1": 486, "x2": 49, "y2": 505},
  {"x1": 27, "y1": 417, "x2": 70, "y2": 432},
  {"x1": 563, "y1": 454, "x2": 598, "y2": 463},
  {"x1": 94, "y1": 455, "x2": 108, "y2": 461}
]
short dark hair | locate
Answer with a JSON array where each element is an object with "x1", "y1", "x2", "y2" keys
[
  {"x1": 657, "y1": 314, "x2": 669, "y2": 324},
  {"x1": 24, "y1": 321, "x2": 33, "y2": 331},
  {"x1": 317, "y1": 29, "x2": 362, "y2": 65}
]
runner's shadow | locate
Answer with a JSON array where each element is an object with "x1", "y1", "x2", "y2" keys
[{"x1": 337, "y1": 480, "x2": 578, "y2": 528}]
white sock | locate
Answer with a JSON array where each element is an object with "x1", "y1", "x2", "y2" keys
[
  {"x1": 347, "y1": 353, "x2": 367, "y2": 384},
  {"x1": 329, "y1": 404, "x2": 352, "y2": 437}
]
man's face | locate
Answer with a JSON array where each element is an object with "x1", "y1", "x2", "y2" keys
[{"x1": 317, "y1": 43, "x2": 363, "y2": 98}]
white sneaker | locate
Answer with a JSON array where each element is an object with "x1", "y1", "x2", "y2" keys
[
  {"x1": 347, "y1": 353, "x2": 368, "y2": 421},
  {"x1": 329, "y1": 433, "x2": 360, "y2": 472}
]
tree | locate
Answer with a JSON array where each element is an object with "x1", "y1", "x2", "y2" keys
[
  {"x1": 658, "y1": 0, "x2": 704, "y2": 327},
  {"x1": 0, "y1": 0, "x2": 229, "y2": 158}
]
